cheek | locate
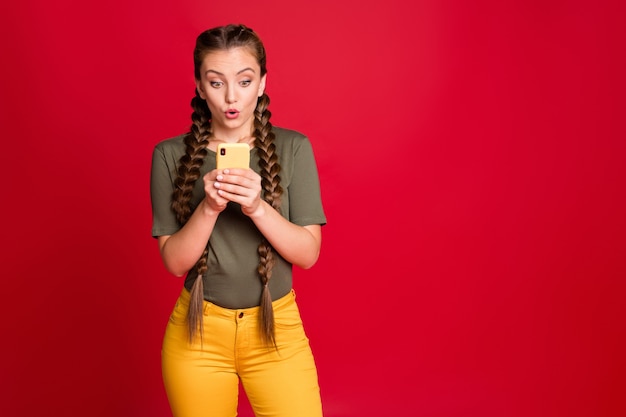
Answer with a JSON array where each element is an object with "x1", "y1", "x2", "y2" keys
[
  {"x1": 243, "y1": 91, "x2": 259, "y2": 108},
  {"x1": 202, "y1": 98, "x2": 222, "y2": 115},
  {"x1": 203, "y1": 91, "x2": 220, "y2": 105}
]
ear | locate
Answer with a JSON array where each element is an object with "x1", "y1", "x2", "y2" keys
[
  {"x1": 196, "y1": 80, "x2": 206, "y2": 100},
  {"x1": 258, "y1": 74, "x2": 267, "y2": 97}
]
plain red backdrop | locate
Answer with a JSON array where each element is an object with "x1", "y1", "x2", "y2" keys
[{"x1": 1, "y1": 1, "x2": 625, "y2": 416}]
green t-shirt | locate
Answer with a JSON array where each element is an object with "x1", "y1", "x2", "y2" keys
[{"x1": 150, "y1": 126, "x2": 327, "y2": 309}]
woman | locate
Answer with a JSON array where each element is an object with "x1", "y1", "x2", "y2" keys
[{"x1": 150, "y1": 24, "x2": 326, "y2": 417}]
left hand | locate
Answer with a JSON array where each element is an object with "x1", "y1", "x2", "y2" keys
[{"x1": 213, "y1": 168, "x2": 264, "y2": 217}]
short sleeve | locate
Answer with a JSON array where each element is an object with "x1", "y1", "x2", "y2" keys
[
  {"x1": 287, "y1": 137, "x2": 327, "y2": 227},
  {"x1": 150, "y1": 143, "x2": 181, "y2": 238}
]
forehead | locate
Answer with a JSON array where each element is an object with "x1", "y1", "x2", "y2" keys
[{"x1": 200, "y1": 47, "x2": 260, "y2": 74}]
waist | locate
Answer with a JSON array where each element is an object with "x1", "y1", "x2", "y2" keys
[{"x1": 177, "y1": 287, "x2": 297, "y2": 320}]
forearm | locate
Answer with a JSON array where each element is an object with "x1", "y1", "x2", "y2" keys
[
  {"x1": 248, "y1": 200, "x2": 322, "y2": 269},
  {"x1": 158, "y1": 199, "x2": 220, "y2": 276}
]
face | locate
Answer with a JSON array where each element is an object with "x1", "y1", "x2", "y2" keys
[{"x1": 195, "y1": 47, "x2": 266, "y2": 141}]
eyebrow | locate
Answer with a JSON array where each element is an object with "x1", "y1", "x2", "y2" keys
[{"x1": 205, "y1": 67, "x2": 256, "y2": 76}]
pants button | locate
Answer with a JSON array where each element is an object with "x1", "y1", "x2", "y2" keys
[{"x1": 238, "y1": 312, "x2": 244, "y2": 318}]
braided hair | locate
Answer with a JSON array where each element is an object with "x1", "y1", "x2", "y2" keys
[{"x1": 171, "y1": 24, "x2": 282, "y2": 346}]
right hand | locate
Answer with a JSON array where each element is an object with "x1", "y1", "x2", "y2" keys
[{"x1": 203, "y1": 169, "x2": 229, "y2": 213}]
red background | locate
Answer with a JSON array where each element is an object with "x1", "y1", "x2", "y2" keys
[{"x1": 1, "y1": 1, "x2": 625, "y2": 416}]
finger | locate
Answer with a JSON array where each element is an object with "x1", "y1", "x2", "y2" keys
[
  {"x1": 217, "y1": 189, "x2": 257, "y2": 209},
  {"x1": 203, "y1": 169, "x2": 221, "y2": 181},
  {"x1": 206, "y1": 189, "x2": 229, "y2": 210},
  {"x1": 214, "y1": 181, "x2": 250, "y2": 198},
  {"x1": 222, "y1": 168, "x2": 260, "y2": 181}
]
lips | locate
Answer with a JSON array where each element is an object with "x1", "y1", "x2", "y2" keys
[{"x1": 225, "y1": 109, "x2": 239, "y2": 119}]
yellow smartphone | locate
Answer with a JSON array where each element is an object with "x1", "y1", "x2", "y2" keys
[{"x1": 216, "y1": 143, "x2": 250, "y2": 169}]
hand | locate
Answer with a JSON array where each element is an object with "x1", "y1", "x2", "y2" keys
[
  {"x1": 202, "y1": 170, "x2": 230, "y2": 214},
  {"x1": 212, "y1": 168, "x2": 264, "y2": 217}
]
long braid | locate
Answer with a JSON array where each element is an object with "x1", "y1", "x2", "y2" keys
[
  {"x1": 253, "y1": 93, "x2": 283, "y2": 346},
  {"x1": 171, "y1": 91, "x2": 212, "y2": 343}
]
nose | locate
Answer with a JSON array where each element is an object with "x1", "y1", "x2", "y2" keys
[{"x1": 225, "y1": 86, "x2": 237, "y2": 104}]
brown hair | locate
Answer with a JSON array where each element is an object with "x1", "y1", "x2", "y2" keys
[{"x1": 171, "y1": 24, "x2": 282, "y2": 346}]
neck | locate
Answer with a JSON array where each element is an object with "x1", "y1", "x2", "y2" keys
[{"x1": 210, "y1": 135, "x2": 254, "y2": 145}]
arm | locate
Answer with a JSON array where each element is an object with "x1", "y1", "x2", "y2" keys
[
  {"x1": 158, "y1": 170, "x2": 230, "y2": 276},
  {"x1": 157, "y1": 200, "x2": 219, "y2": 276},
  {"x1": 248, "y1": 200, "x2": 321, "y2": 269}
]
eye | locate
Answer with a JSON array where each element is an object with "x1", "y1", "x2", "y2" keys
[
  {"x1": 210, "y1": 81, "x2": 223, "y2": 88},
  {"x1": 240, "y1": 80, "x2": 252, "y2": 87}
]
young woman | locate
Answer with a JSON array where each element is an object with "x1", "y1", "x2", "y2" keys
[{"x1": 150, "y1": 24, "x2": 326, "y2": 417}]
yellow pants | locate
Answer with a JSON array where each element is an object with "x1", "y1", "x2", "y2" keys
[{"x1": 162, "y1": 288, "x2": 323, "y2": 417}]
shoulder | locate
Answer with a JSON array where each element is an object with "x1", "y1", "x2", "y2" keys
[
  {"x1": 273, "y1": 126, "x2": 307, "y2": 142},
  {"x1": 151, "y1": 134, "x2": 189, "y2": 174},
  {"x1": 272, "y1": 126, "x2": 313, "y2": 153},
  {"x1": 154, "y1": 133, "x2": 187, "y2": 156}
]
